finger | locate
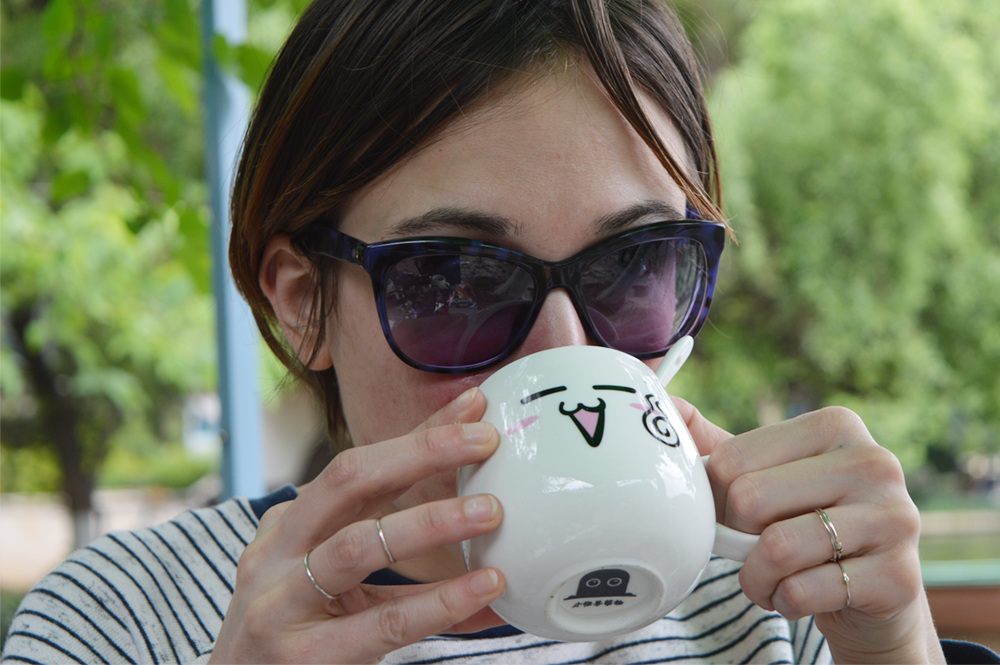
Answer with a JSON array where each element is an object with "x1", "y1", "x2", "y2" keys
[
  {"x1": 329, "y1": 568, "x2": 505, "y2": 663},
  {"x1": 739, "y1": 505, "x2": 889, "y2": 609},
  {"x1": 710, "y1": 406, "x2": 875, "y2": 480},
  {"x1": 279, "y1": 394, "x2": 499, "y2": 552},
  {"x1": 255, "y1": 500, "x2": 294, "y2": 537},
  {"x1": 375, "y1": 495, "x2": 501, "y2": 565},
  {"x1": 768, "y1": 560, "x2": 855, "y2": 621},
  {"x1": 768, "y1": 549, "x2": 922, "y2": 623},
  {"x1": 721, "y1": 447, "x2": 852, "y2": 533},
  {"x1": 443, "y1": 606, "x2": 508, "y2": 635},
  {"x1": 300, "y1": 494, "x2": 502, "y2": 606},
  {"x1": 720, "y1": 441, "x2": 907, "y2": 534},
  {"x1": 412, "y1": 386, "x2": 487, "y2": 432},
  {"x1": 669, "y1": 395, "x2": 731, "y2": 456},
  {"x1": 709, "y1": 407, "x2": 873, "y2": 484},
  {"x1": 343, "y1": 585, "x2": 507, "y2": 635},
  {"x1": 708, "y1": 407, "x2": 882, "y2": 525}
]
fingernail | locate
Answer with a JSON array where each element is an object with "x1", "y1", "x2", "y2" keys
[
  {"x1": 470, "y1": 568, "x2": 499, "y2": 596},
  {"x1": 464, "y1": 494, "x2": 498, "y2": 522},
  {"x1": 453, "y1": 387, "x2": 478, "y2": 411},
  {"x1": 462, "y1": 422, "x2": 494, "y2": 445}
]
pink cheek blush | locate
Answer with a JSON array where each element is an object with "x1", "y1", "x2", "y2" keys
[
  {"x1": 505, "y1": 416, "x2": 540, "y2": 437},
  {"x1": 630, "y1": 403, "x2": 645, "y2": 411}
]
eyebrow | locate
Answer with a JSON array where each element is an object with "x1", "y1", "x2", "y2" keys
[
  {"x1": 386, "y1": 208, "x2": 516, "y2": 238},
  {"x1": 593, "y1": 201, "x2": 686, "y2": 236},
  {"x1": 384, "y1": 200, "x2": 686, "y2": 240}
]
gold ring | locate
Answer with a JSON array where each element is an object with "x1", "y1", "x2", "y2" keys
[
  {"x1": 815, "y1": 508, "x2": 844, "y2": 562},
  {"x1": 304, "y1": 550, "x2": 340, "y2": 601},
  {"x1": 838, "y1": 561, "x2": 851, "y2": 609},
  {"x1": 376, "y1": 518, "x2": 396, "y2": 564}
]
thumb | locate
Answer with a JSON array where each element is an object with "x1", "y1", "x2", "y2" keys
[{"x1": 670, "y1": 395, "x2": 731, "y2": 456}]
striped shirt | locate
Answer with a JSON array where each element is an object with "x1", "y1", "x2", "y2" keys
[{"x1": 2, "y1": 488, "x2": 833, "y2": 664}]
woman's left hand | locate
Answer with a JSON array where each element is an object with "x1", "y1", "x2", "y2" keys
[{"x1": 672, "y1": 398, "x2": 945, "y2": 664}]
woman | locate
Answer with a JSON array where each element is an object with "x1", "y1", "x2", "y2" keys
[{"x1": 4, "y1": 1, "x2": 995, "y2": 663}]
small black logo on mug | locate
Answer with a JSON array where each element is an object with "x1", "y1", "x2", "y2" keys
[{"x1": 564, "y1": 568, "x2": 636, "y2": 600}]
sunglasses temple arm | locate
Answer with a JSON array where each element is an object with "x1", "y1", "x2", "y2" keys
[
  {"x1": 337, "y1": 231, "x2": 368, "y2": 265},
  {"x1": 655, "y1": 335, "x2": 694, "y2": 388},
  {"x1": 295, "y1": 225, "x2": 368, "y2": 265}
]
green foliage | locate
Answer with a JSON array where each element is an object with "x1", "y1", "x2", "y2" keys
[
  {"x1": 0, "y1": 444, "x2": 62, "y2": 494},
  {"x1": 99, "y1": 442, "x2": 216, "y2": 490},
  {"x1": 670, "y1": 0, "x2": 761, "y2": 76},
  {"x1": 0, "y1": 0, "x2": 306, "y2": 509},
  {"x1": 0, "y1": 0, "x2": 215, "y2": 504},
  {"x1": 212, "y1": 34, "x2": 275, "y2": 94},
  {"x1": 676, "y1": 0, "x2": 1000, "y2": 469},
  {"x1": 0, "y1": 88, "x2": 215, "y2": 490}
]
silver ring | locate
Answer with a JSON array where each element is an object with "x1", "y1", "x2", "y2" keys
[
  {"x1": 376, "y1": 518, "x2": 396, "y2": 564},
  {"x1": 815, "y1": 508, "x2": 843, "y2": 562},
  {"x1": 838, "y1": 561, "x2": 851, "y2": 609},
  {"x1": 304, "y1": 550, "x2": 340, "y2": 601}
]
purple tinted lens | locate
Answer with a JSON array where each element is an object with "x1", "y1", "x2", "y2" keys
[
  {"x1": 581, "y1": 238, "x2": 705, "y2": 355},
  {"x1": 384, "y1": 255, "x2": 536, "y2": 368}
]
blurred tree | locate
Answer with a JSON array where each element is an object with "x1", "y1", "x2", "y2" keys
[
  {"x1": 671, "y1": 0, "x2": 760, "y2": 78},
  {"x1": 672, "y1": 0, "x2": 1000, "y2": 471},
  {"x1": 0, "y1": 0, "x2": 306, "y2": 546},
  {"x1": 0, "y1": 0, "x2": 216, "y2": 546}
]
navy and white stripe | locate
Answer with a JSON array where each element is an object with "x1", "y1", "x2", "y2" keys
[
  {"x1": 2, "y1": 499, "x2": 258, "y2": 665},
  {"x1": 3, "y1": 496, "x2": 831, "y2": 664}
]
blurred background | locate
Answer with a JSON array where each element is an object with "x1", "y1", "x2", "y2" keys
[{"x1": 2, "y1": 0, "x2": 998, "y2": 650}]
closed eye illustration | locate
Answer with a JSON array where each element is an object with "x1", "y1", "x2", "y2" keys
[{"x1": 630, "y1": 393, "x2": 679, "y2": 446}]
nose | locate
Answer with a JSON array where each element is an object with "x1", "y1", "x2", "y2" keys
[{"x1": 515, "y1": 289, "x2": 595, "y2": 358}]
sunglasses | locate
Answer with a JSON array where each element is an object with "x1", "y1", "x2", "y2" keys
[{"x1": 294, "y1": 214, "x2": 724, "y2": 373}]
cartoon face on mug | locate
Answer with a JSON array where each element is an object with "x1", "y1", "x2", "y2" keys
[{"x1": 501, "y1": 381, "x2": 680, "y2": 450}]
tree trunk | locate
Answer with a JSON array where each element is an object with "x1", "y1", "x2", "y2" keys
[{"x1": 8, "y1": 307, "x2": 96, "y2": 548}]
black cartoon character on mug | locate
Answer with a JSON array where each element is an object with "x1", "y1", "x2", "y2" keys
[
  {"x1": 506, "y1": 384, "x2": 679, "y2": 448},
  {"x1": 564, "y1": 569, "x2": 636, "y2": 600}
]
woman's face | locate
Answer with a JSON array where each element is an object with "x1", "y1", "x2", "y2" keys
[{"x1": 327, "y1": 64, "x2": 693, "y2": 509}]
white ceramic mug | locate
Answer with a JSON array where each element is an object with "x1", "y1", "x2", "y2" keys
[{"x1": 458, "y1": 338, "x2": 758, "y2": 641}]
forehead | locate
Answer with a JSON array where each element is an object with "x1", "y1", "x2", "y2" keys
[{"x1": 337, "y1": 63, "x2": 692, "y2": 257}]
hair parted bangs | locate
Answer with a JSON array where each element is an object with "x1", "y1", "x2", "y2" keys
[{"x1": 229, "y1": 0, "x2": 724, "y2": 447}]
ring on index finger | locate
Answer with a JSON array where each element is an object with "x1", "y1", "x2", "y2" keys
[{"x1": 815, "y1": 508, "x2": 843, "y2": 562}]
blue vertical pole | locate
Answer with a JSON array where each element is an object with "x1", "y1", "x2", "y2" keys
[{"x1": 202, "y1": 0, "x2": 265, "y2": 500}]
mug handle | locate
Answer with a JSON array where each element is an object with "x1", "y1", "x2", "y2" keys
[
  {"x1": 655, "y1": 336, "x2": 694, "y2": 387},
  {"x1": 657, "y1": 339, "x2": 759, "y2": 562},
  {"x1": 699, "y1": 455, "x2": 760, "y2": 562},
  {"x1": 713, "y1": 521, "x2": 759, "y2": 562}
]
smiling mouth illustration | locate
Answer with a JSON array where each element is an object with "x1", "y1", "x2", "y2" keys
[{"x1": 559, "y1": 398, "x2": 606, "y2": 448}]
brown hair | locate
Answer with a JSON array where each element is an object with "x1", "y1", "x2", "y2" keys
[{"x1": 229, "y1": 0, "x2": 723, "y2": 449}]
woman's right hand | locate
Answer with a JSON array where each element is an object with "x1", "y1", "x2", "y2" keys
[{"x1": 209, "y1": 387, "x2": 506, "y2": 663}]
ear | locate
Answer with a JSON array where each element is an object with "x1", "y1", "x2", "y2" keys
[{"x1": 258, "y1": 234, "x2": 333, "y2": 370}]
